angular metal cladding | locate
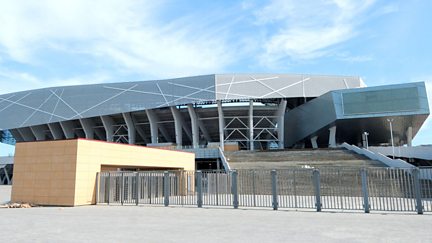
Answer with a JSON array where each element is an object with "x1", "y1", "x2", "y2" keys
[{"x1": 0, "y1": 74, "x2": 362, "y2": 130}]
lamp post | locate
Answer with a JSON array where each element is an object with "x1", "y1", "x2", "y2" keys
[
  {"x1": 387, "y1": 118, "x2": 395, "y2": 159},
  {"x1": 363, "y1": 132, "x2": 369, "y2": 150}
]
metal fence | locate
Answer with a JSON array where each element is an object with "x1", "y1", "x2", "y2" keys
[{"x1": 97, "y1": 167, "x2": 432, "y2": 214}]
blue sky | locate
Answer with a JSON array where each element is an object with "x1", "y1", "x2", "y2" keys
[{"x1": 0, "y1": 0, "x2": 431, "y2": 145}]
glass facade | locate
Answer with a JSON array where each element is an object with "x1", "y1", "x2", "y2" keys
[{"x1": 342, "y1": 87, "x2": 420, "y2": 115}]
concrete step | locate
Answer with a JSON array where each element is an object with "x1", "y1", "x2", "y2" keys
[{"x1": 225, "y1": 148, "x2": 385, "y2": 170}]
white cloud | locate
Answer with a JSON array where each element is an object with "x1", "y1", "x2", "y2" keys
[
  {"x1": 0, "y1": 0, "x2": 234, "y2": 80},
  {"x1": 336, "y1": 53, "x2": 374, "y2": 63},
  {"x1": 254, "y1": 0, "x2": 376, "y2": 64}
]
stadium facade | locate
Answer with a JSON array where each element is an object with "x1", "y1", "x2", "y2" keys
[{"x1": 0, "y1": 74, "x2": 429, "y2": 151}]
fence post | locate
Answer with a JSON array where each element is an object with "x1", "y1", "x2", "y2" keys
[
  {"x1": 107, "y1": 172, "x2": 110, "y2": 205},
  {"x1": 412, "y1": 168, "x2": 423, "y2": 215},
  {"x1": 312, "y1": 169, "x2": 321, "y2": 212},
  {"x1": 164, "y1": 171, "x2": 170, "y2": 207},
  {"x1": 135, "y1": 172, "x2": 139, "y2": 206},
  {"x1": 121, "y1": 172, "x2": 124, "y2": 205},
  {"x1": 96, "y1": 172, "x2": 100, "y2": 205},
  {"x1": 196, "y1": 171, "x2": 203, "y2": 208},
  {"x1": 271, "y1": 170, "x2": 278, "y2": 210},
  {"x1": 232, "y1": 170, "x2": 239, "y2": 209},
  {"x1": 360, "y1": 168, "x2": 370, "y2": 213}
]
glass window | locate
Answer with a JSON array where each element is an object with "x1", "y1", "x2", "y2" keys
[{"x1": 342, "y1": 87, "x2": 420, "y2": 115}]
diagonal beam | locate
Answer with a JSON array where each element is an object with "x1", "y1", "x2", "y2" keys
[
  {"x1": 3, "y1": 167, "x2": 10, "y2": 185},
  {"x1": 60, "y1": 120, "x2": 76, "y2": 139},
  {"x1": 48, "y1": 123, "x2": 64, "y2": 140},
  {"x1": 17, "y1": 127, "x2": 36, "y2": 142},
  {"x1": 30, "y1": 125, "x2": 46, "y2": 141},
  {"x1": 131, "y1": 114, "x2": 150, "y2": 144}
]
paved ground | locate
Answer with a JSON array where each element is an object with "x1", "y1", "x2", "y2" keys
[{"x1": 1, "y1": 186, "x2": 432, "y2": 243}]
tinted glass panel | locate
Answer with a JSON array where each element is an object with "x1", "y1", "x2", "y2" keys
[{"x1": 343, "y1": 87, "x2": 420, "y2": 115}]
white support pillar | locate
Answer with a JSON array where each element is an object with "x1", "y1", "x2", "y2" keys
[
  {"x1": 187, "y1": 104, "x2": 211, "y2": 143},
  {"x1": 146, "y1": 109, "x2": 159, "y2": 144},
  {"x1": 311, "y1": 136, "x2": 318, "y2": 149},
  {"x1": 60, "y1": 121, "x2": 75, "y2": 139},
  {"x1": 187, "y1": 104, "x2": 199, "y2": 148},
  {"x1": 362, "y1": 133, "x2": 367, "y2": 148},
  {"x1": 101, "y1": 116, "x2": 115, "y2": 142},
  {"x1": 328, "y1": 126, "x2": 337, "y2": 148},
  {"x1": 276, "y1": 100, "x2": 287, "y2": 149},
  {"x1": 122, "y1": 112, "x2": 136, "y2": 144},
  {"x1": 170, "y1": 107, "x2": 192, "y2": 142},
  {"x1": 407, "y1": 126, "x2": 413, "y2": 147},
  {"x1": 17, "y1": 127, "x2": 36, "y2": 141},
  {"x1": 171, "y1": 106, "x2": 183, "y2": 148},
  {"x1": 217, "y1": 100, "x2": 225, "y2": 150},
  {"x1": 101, "y1": 117, "x2": 114, "y2": 142},
  {"x1": 30, "y1": 125, "x2": 45, "y2": 141},
  {"x1": 249, "y1": 100, "x2": 254, "y2": 151},
  {"x1": 48, "y1": 123, "x2": 63, "y2": 140},
  {"x1": 80, "y1": 118, "x2": 95, "y2": 139}
]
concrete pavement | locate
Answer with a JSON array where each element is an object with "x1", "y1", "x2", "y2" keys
[{"x1": 1, "y1": 186, "x2": 431, "y2": 243}]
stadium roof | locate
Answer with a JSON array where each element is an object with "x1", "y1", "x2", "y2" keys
[{"x1": 0, "y1": 74, "x2": 364, "y2": 130}]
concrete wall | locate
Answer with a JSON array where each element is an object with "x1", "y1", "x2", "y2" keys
[{"x1": 11, "y1": 139, "x2": 195, "y2": 206}]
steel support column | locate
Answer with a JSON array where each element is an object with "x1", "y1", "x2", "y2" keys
[
  {"x1": 249, "y1": 100, "x2": 254, "y2": 151},
  {"x1": 122, "y1": 112, "x2": 136, "y2": 144},
  {"x1": 328, "y1": 126, "x2": 337, "y2": 148},
  {"x1": 217, "y1": 100, "x2": 225, "y2": 150},
  {"x1": 276, "y1": 100, "x2": 287, "y2": 149},
  {"x1": 407, "y1": 126, "x2": 413, "y2": 147}
]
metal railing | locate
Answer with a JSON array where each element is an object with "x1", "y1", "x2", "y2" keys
[{"x1": 97, "y1": 167, "x2": 432, "y2": 214}]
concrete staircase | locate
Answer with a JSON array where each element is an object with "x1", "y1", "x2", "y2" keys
[{"x1": 224, "y1": 148, "x2": 386, "y2": 170}]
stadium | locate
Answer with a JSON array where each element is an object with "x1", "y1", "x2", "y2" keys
[
  {"x1": 0, "y1": 74, "x2": 430, "y2": 163},
  {"x1": 0, "y1": 73, "x2": 431, "y2": 207}
]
